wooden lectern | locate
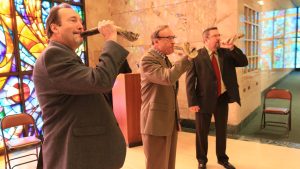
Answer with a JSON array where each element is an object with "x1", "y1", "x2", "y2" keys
[{"x1": 112, "y1": 73, "x2": 142, "y2": 147}]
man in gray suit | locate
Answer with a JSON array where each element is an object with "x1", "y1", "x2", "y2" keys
[
  {"x1": 140, "y1": 25, "x2": 192, "y2": 169},
  {"x1": 33, "y1": 3, "x2": 128, "y2": 169}
]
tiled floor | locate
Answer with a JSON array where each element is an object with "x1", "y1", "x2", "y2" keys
[{"x1": 1, "y1": 132, "x2": 300, "y2": 169}]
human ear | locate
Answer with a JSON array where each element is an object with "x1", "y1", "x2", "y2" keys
[{"x1": 50, "y1": 23, "x2": 59, "y2": 34}]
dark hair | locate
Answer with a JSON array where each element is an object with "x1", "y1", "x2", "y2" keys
[
  {"x1": 46, "y1": 3, "x2": 72, "y2": 38},
  {"x1": 202, "y1": 27, "x2": 218, "y2": 40},
  {"x1": 151, "y1": 25, "x2": 169, "y2": 45}
]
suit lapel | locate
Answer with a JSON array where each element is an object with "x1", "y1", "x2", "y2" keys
[{"x1": 200, "y1": 48, "x2": 214, "y2": 72}]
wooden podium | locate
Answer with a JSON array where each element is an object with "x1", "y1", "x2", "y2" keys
[{"x1": 112, "y1": 73, "x2": 142, "y2": 147}]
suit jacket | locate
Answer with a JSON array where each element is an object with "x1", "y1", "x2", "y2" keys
[
  {"x1": 186, "y1": 46, "x2": 248, "y2": 114},
  {"x1": 140, "y1": 49, "x2": 191, "y2": 136},
  {"x1": 33, "y1": 40, "x2": 128, "y2": 169},
  {"x1": 103, "y1": 59, "x2": 132, "y2": 107}
]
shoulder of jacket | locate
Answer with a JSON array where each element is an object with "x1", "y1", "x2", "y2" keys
[{"x1": 142, "y1": 51, "x2": 161, "y2": 61}]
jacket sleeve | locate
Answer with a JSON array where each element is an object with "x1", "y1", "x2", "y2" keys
[
  {"x1": 185, "y1": 59, "x2": 199, "y2": 107},
  {"x1": 44, "y1": 41, "x2": 129, "y2": 94},
  {"x1": 140, "y1": 55, "x2": 191, "y2": 85},
  {"x1": 227, "y1": 46, "x2": 248, "y2": 67}
]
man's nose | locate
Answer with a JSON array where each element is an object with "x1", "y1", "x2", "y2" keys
[{"x1": 78, "y1": 22, "x2": 84, "y2": 30}]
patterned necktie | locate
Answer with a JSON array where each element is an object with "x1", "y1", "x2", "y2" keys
[
  {"x1": 211, "y1": 52, "x2": 221, "y2": 96},
  {"x1": 165, "y1": 56, "x2": 172, "y2": 68}
]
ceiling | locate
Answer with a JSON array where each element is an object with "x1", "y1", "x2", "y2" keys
[{"x1": 259, "y1": 0, "x2": 300, "y2": 11}]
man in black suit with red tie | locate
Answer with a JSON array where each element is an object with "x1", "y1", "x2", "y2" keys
[{"x1": 186, "y1": 27, "x2": 248, "y2": 169}]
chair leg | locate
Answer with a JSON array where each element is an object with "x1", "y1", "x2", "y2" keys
[
  {"x1": 288, "y1": 113, "x2": 291, "y2": 131},
  {"x1": 36, "y1": 147, "x2": 39, "y2": 158},
  {"x1": 3, "y1": 147, "x2": 11, "y2": 169},
  {"x1": 4, "y1": 152, "x2": 7, "y2": 169},
  {"x1": 261, "y1": 112, "x2": 265, "y2": 129},
  {"x1": 261, "y1": 113, "x2": 263, "y2": 128},
  {"x1": 5, "y1": 152, "x2": 12, "y2": 169}
]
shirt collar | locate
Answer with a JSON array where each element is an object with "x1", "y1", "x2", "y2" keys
[
  {"x1": 204, "y1": 46, "x2": 218, "y2": 57},
  {"x1": 151, "y1": 47, "x2": 167, "y2": 59}
]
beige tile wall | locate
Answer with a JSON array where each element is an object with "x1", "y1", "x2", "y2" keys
[{"x1": 84, "y1": 0, "x2": 295, "y2": 127}]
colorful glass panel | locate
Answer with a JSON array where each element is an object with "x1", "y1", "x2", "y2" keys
[
  {"x1": 19, "y1": 42, "x2": 37, "y2": 71},
  {"x1": 0, "y1": 79, "x2": 23, "y2": 139},
  {"x1": 15, "y1": 0, "x2": 48, "y2": 71},
  {"x1": 0, "y1": 76, "x2": 22, "y2": 115},
  {"x1": 273, "y1": 39, "x2": 284, "y2": 68},
  {"x1": 0, "y1": 0, "x2": 86, "y2": 145},
  {"x1": 285, "y1": 8, "x2": 297, "y2": 38},
  {"x1": 23, "y1": 74, "x2": 43, "y2": 131},
  {"x1": 260, "y1": 41, "x2": 272, "y2": 70},
  {"x1": 260, "y1": 8, "x2": 299, "y2": 69},
  {"x1": 0, "y1": 1, "x2": 17, "y2": 73},
  {"x1": 298, "y1": 9, "x2": 300, "y2": 68},
  {"x1": 273, "y1": 10, "x2": 285, "y2": 38},
  {"x1": 260, "y1": 11, "x2": 273, "y2": 39},
  {"x1": 297, "y1": 38, "x2": 300, "y2": 68},
  {"x1": 41, "y1": 1, "x2": 51, "y2": 28},
  {"x1": 284, "y1": 38, "x2": 296, "y2": 68},
  {"x1": 298, "y1": 8, "x2": 300, "y2": 36}
]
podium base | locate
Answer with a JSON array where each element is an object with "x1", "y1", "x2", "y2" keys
[{"x1": 128, "y1": 141, "x2": 143, "y2": 148}]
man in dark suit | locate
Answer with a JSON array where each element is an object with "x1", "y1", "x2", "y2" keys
[
  {"x1": 186, "y1": 27, "x2": 248, "y2": 169},
  {"x1": 33, "y1": 3, "x2": 128, "y2": 169},
  {"x1": 140, "y1": 25, "x2": 192, "y2": 169}
]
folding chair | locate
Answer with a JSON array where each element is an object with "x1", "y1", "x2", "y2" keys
[
  {"x1": 261, "y1": 88, "x2": 292, "y2": 130},
  {"x1": 1, "y1": 113, "x2": 42, "y2": 169}
]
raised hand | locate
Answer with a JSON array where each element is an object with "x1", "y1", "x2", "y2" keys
[
  {"x1": 98, "y1": 20, "x2": 117, "y2": 41},
  {"x1": 221, "y1": 34, "x2": 244, "y2": 50}
]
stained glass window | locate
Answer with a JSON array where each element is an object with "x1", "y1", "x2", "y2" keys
[
  {"x1": 259, "y1": 8, "x2": 298, "y2": 69},
  {"x1": 273, "y1": 10, "x2": 284, "y2": 38},
  {"x1": 0, "y1": 1, "x2": 17, "y2": 74},
  {"x1": 0, "y1": 76, "x2": 22, "y2": 115},
  {"x1": 260, "y1": 11, "x2": 273, "y2": 40},
  {"x1": 297, "y1": 38, "x2": 300, "y2": 68},
  {"x1": 297, "y1": 9, "x2": 300, "y2": 68},
  {"x1": 273, "y1": 39, "x2": 284, "y2": 68},
  {"x1": 284, "y1": 38, "x2": 296, "y2": 68},
  {"x1": 260, "y1": 41, "x2": 272, "y2": 70},
  {"x1": 285, "y1": 8, "x2": 297, "y2": 38},
  {"x1": 0, "y1": 0, "x2": 86, "y2": 146}
]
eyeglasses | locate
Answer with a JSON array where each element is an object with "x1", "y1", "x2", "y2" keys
[
  {"x1": 208, "y1": 34, "x2": 221, "y2": 38},
  {"x1": 156, "y1": 36, "x2": 177, "y2": 40}
]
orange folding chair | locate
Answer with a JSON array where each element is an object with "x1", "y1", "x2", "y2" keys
[
  {"x1": 1, "y1": 113, "x2": 42, "y2": 169},
  {"x1": 261, "y1": 88, "x2": 292, "y2": 130}
]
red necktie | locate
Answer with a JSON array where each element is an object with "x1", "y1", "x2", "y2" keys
[{"x1": 211, "y1": 53, "x2": 221, "y2": 96}]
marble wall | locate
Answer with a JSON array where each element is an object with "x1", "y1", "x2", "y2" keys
[{"x1": 84, "y1": 0, "x2": 294, "y2": 128}]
